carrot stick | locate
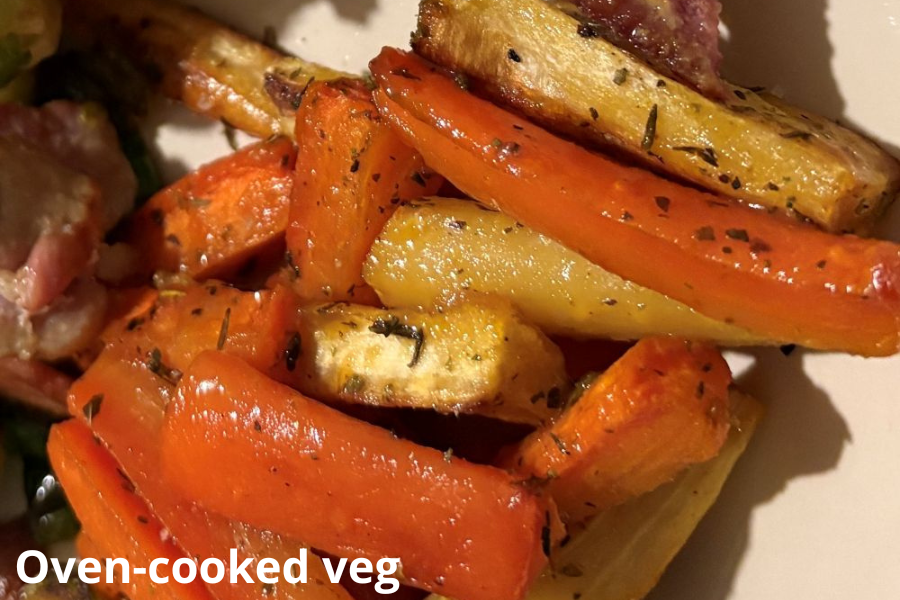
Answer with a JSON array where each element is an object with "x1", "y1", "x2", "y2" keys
[
  {"x1": 500, "y1": 337, "x2": 732, "y2": 525},
  {"x1": 128, "y1": 137, "x2": 296, "y2": 279},
  {"x1": 160, "y1": 351, "x2": 554, "y2": 600},
  {"x1": 48, "y1": 421, "x2": 214, "y2": 600},
  {"x1": 102, "y1": 283, "x2": 303, "y2": 386},
  {"x1": 75, "y1": 533, "x2": 124, "y2": 600},
  {"x1": 68, "y1": 345, "x2": 353, "y2": 600},
  {"x1": 369, "y1": 49, "x2": 900, "y2": 357},
  {"x1": 286, "y1": 79, "x2": 442, "y2": 304}
]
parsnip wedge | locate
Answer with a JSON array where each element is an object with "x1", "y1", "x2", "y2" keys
[
  {"x1": 63, "y1": 0, "x2": 349, "y2": 138},
  {"x1": 364, "y1": 198, "x2": 762, "y2": 345},
  {"x1": 297, "y1": 300, "x2": 570, "y2": 426},
  {"x1": 413, "y1": 0, "x2": 900, "y2": 234}
]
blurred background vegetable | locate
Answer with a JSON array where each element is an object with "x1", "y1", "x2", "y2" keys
[{"x1": 0, "y1": 0, "x2": 61, "y2": 91}]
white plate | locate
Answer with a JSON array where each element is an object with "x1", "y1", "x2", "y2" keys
[{"x1": 152, "y1": 1, "x2": 900, "y2": 599}]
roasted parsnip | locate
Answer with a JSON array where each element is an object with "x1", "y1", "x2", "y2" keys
[
  {"x1": 414, "y1": 0, "x2": 900, "y2": 234},
  {"x1": 365, "y1": 198, "x2": 761, "y2": 344},
  {"x1": 63, "y1": 0, "x2": 349, "y2": 138},
  {"x1": 298, "y1": 300, "x2": 569, "y2": 426}
]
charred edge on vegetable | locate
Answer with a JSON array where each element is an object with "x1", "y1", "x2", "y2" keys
[
  {"x1": 284, "y1": 251, "x2": 301, "y2": 280},
  {"x1": 541, "y1": 511, "x2": 552, "y2": 557},
  {"x1": 781, "y1": 130, "x2": 813, "y2": 141},
  {"x1": 265, "y1": 73, "x2": 317, "y2": 113},
  {"x1": 576, "y1": 23, "x2": 602, "y2": 38},
  {"x1": 369, "y1": 316, "x2": 426, "y2": 367}
]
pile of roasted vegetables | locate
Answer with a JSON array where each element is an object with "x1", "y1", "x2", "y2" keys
[{"x1": 1, "y1": 0, "x2": 898, "y2": 599}]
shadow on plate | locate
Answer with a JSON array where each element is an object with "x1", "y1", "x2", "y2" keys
[
  {"x1": 720, "y1": 0, "x2": 845, "y2": 121},
  {"x1": 646, "y1": 347, "x2": 851, "y2": 600}
]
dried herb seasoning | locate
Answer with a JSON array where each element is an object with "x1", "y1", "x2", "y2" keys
[
  {"x1": 673, "y1": 146, "x2": 719, "y2": 167},
  {"x1": 217, "y1": 307, "x2": 231, "y2": 350},
  {"x1": 642, "y1": 104, "x2": 659, "y2": 151},
  {"x1": 369, "y1": 315, "x2": 426, "y2": 367}
]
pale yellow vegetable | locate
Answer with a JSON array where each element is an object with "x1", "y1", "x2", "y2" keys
[
  {"x1": 414, "y1": 0, "x2": 900, "y2": 234},
  {"x1": 364, "y1": 198, "x2": 762, "y2": 344},
  {"x1": 427, "y1": 390, "x2": 763, "y2": 600},
  {"x1": 63, "y1": 0, "x2": 350, "y2": 138},
  {"x1": 296, "y1": 300, "x2": 569, "y2": 426}
]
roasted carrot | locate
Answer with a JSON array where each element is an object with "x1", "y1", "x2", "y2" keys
[
  {"x1": 128, "y1": 137, "x2": 296, "y2": 280},
  {"x1": 75, "y1": 533, "x2": 124, "y2": 600},
  {"x1": 48, "y1": 421, "x2": 213, "y2": 600},
  {"x1": 99, "y1": 287, "x2": 160, "y2": 342},
  {"x1": 68, "y1": 345, "x2": 353, "y2": 600},
  {"x1": 103, "y1": 283, "x2": 304, "y2": 387},
  {"x1": 286, "y1": 79, "x2": 442, "y2": 304},
  {"x1": 160, "y1": 351, "x2": 553, "y2": 600},
  {"x1": 500, "y1": 337, "x2": 731, "y2": 525},
  {"x1": 369, "y1": 49, "x2": 900, "y2": 357}
]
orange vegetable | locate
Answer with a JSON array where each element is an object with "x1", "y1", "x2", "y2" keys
[
  {"x1": 128, "y1": 137, "x2": 296, "y2": 279},
  {"x1": 161, "y1": 351, "x2": 553, "y2": 600},
  {"x1": 103, "y1": 283, "x2": 303, "y2": 386},
  {"x1": 287, "y1": 79, "x2": 442, "y2": 304},
  {"x1": 48, "y1": 421, "x2": 214, "y2": 600},
  {"x1": 67, "y1": 345, "x2": 353, "y2": 600},
  {"x1": 369, "y1": 48, "x2": 900, "y2": 357},
  {"x1": 74, "y1": 533, "x2": 124, "y2": 600},
  {"x1": 500, "y1": 337, "x2": 731, "y2": 524}
]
